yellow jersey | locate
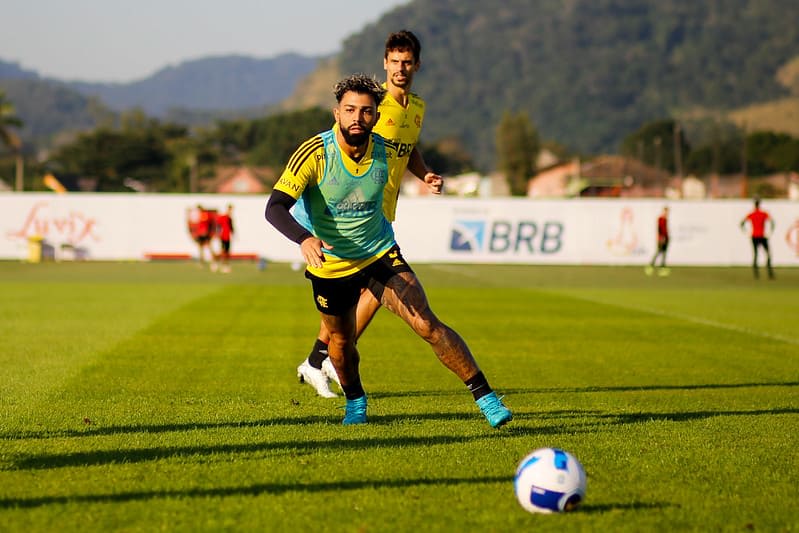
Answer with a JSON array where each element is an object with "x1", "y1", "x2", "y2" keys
[
  {"x1": 375, "y1": 86, "x2": 426, "y2": 222},
  {"x1": 274, "y1": 127, "x2": 397, "y2": 278}
]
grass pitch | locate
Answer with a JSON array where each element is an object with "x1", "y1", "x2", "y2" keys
[{"x1": 1, "y1": 261, "x2": 797, "y2": 532}]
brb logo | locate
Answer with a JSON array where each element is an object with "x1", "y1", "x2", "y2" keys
[{"x1": 450, "y1": 219, "x2": 564, "y2": 254}]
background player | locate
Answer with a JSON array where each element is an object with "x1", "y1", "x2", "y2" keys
[
  {"x1": 212, "y1": 204, "x2": 235, "y2": 273},
  {"x1": 741, "y1": 198, "x2": 775, "y2": 279},
  {"x1": 645, "y1": 206, "x2": 670, "y2": 276},
  {"x1": 296, "y1": 30, "x2": 443, "y2": 397}
]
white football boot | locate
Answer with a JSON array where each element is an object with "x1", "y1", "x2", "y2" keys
[
  {"x1": 321, "y1": 358, "x2": 342, "y2": 391},
  {"x1": 297, "y1": 359, "x2": 337, "y2": 398}
]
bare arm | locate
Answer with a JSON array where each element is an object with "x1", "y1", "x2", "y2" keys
[{"x1": 407, "y1": 147, "x2": 443, "y2": 194}]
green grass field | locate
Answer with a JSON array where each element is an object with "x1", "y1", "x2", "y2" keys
[{"x1": 1, "y1": 261, "x2": 797, "y2": 532}]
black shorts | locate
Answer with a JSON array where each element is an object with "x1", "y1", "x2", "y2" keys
[
  {"x1": 220, "y1": 240, "x2": 231, "y2": 253},
  {"x1": 752, "y1": 237, "x2": 769, "y2": 250},
  {"x1": 304, "y1": 245, "x2": 413, "y2": 315}
]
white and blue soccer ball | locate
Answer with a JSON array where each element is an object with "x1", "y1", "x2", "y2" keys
[{"x1": 514, "y1": 447, "x2": 587, "y2": 514}]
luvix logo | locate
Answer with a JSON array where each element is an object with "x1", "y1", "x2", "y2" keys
[
  {"x1": 450, "y1": 219, "x2": 564, "y2": 254},
  {"x1": 6, "y1": 201, "x2": 100, "y2": 244}
]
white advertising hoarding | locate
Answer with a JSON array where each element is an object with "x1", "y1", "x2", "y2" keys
[{"x1": 2, "y1": 193, "x2": 798, "y2": 266}]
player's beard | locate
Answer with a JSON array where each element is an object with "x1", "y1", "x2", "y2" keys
[
  {"x1": 340, "y1": 125, "x2": 370, "y2": 147},
  {"x1": 391, "y1": 70, "x2": 414, "y2": 89}
]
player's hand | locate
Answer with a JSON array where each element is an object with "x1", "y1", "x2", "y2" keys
[
  {"x1": 300, "y1": 237, "x2": 332, "y2": 269},
  {"x1": 424, "y1": 172, "x2": 444, "y2": 195}
]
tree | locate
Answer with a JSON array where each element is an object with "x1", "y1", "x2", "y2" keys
[
  {"x1": 745, "y1": 131, "x2": 799, "y2": 175},
  {"x1": 620, "y1": 119, "x2": 690, "y2": 173},
  {"x1": 49, "y1": 124, "x2": 173, "y2": 192},
  {"x1": 0, "y1": 91, "x2": 24, "y2": 190},
  {"x1": 418, "y1": 137, "x2": 475, "y2": 176},
  {"x1": 496, "y1": 111, "x2": 539, "y2": 196}
]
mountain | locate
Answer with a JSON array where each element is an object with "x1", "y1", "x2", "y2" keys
[
  {"x1": 0, "y1": 78, "x2": 115, "y2": 146},
  {"x1": 63, "y1": 53, "x2": 321, "y2": 116},
  {"x1": 0, "y1": 60, "x2": 39, "y2": 80},
  {"x1": 0, "y1": 53, "x2": 321, "y2": 145},
  {"x1": 328, "y1": 0, "x2": 799, "y2": 170}
]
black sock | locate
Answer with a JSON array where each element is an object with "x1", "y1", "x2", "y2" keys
[
  {"x1": 342, "y1": 380, "x2": 365, "y2": 400},
  {"x1": 465, "y1": 372, "x2": 493, "y2": 401},
  {"x1": 307, "y1": 339, "x2": 328, "y2": 369}
]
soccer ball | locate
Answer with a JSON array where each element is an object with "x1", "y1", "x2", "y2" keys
[{"x1": 514, "y1": 447, "x2": 587, "y2": 514}]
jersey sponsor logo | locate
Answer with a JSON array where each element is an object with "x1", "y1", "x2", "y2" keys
[
  {"x1": 316, "y1": 295, "x2": 329, "y2": 309},
  {"x1": 328, "y1": 199, "x2": 378, "y2": 217},
  {"x1": 450, "y1": 219, "x2": 564, "y2": 254},
  {"x1": 415, "y1": 115, "x2": 421, "y2": 127},
  {"x1": 278, "y1": 176, "x2": 302, "y2": 193},
  {"x1": 396, "y1": 142, "x2": 415, "y2": 158}
]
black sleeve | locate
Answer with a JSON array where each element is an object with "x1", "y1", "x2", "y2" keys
[{"x1": 265, "y1": 190, "x2": 314, "y2": 244}]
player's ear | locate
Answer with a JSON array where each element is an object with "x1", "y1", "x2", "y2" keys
[{"x1": 333, "y1": 106, "x2": 340, "y2": 123}]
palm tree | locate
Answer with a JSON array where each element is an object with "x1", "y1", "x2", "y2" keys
[{"x1": 0, "y1": 91, "x2": 24, "y2": 191}]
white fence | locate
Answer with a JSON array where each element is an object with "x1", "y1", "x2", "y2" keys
[{"x1": 2, "y1": 193, "x2": 799, "y2": 266}]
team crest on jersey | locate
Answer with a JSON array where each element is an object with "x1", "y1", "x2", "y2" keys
[
  {"x1": 415, "y1": 115, "x2": 421, "y2": 127},
  {"x1": 372, "y1": 168, "x2": 387, "y2": 184}
]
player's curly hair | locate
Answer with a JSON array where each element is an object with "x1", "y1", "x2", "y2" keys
[{"x1": 333, "y1": 74, "x2": 386, "y2": 105}]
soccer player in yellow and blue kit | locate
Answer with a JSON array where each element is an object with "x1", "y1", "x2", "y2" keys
[
  {"x1": 296, "y1": 30, "x2": 443, "y2": 398},
  {"x1": 265, "y1": 74, "x2": 512, "y2": 427}
]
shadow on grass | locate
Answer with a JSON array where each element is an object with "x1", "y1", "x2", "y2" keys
[
  {"x1": 2, "y1": 379, "x2": 796, "y2": 442},
  {"x1": 2, "y1": 411, "x2": 502, "y2": 441},
  {"x1": 373, "y1": 380, "x2": 799, "y2": 399},
  {"x1": 0, "y1": 480, "x2": 679, "y2": 513},
  {"x1": 5, "y1": 405, "x2": 796, "y2": 472},
  {"x1": 5, "y1": 428, "x2": 513, "y2": 471},
  {"x1": 506, "y1": 380, "x2": 799, "y2": 395},
  {"x1": 580, "y1": 501, "x2": 675, "y2": 513},
  {"x1": 593, "y1": 407, "x2": 799, "y2": 424},
  {"x1": 1, "y1": 475, "x2": 512, "y2": 509}
]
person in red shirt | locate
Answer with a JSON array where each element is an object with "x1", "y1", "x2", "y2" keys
[
  {"x1": 740, "y1": 198, "x2": 775, "y2": 279},
  {"x1": 213, "y1": 204, "x2": 235, "y2": 273},
  {"x1": 188, "y1": 204, "x2": 214, "y2": 265},
  {"x1": 646, "y1": 206, "x2": 670, "y2": 276}
]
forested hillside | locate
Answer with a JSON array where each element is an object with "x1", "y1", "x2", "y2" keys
[
  {"x1": 0, "y1": 53, "x2": 320, "y2": 147},
  {"x1": 0, "y1": 79, "x2": 115, "y2": 145},
  {"x1": 65, "y1": 53, "x2": 320, "y2": 115},
  {"x1": 336, "y1": 0, "x2": 799, "y2": 170}
]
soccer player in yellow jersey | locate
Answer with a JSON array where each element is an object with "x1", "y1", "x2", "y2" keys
[
  {"x1": 296, "y1": 30, "x2": 445, "y2": 398},
  {"x1": 266, "y1": 74, "x2": 512, "y2": 427}
]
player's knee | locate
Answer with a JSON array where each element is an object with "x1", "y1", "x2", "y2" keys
[{"x1": 411, "y1": 315, "x2": 444, "y2": 342}]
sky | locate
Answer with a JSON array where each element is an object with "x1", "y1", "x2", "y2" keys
[{"x1": 1, "y1": 0, "x2": 409, "y2": 83}]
